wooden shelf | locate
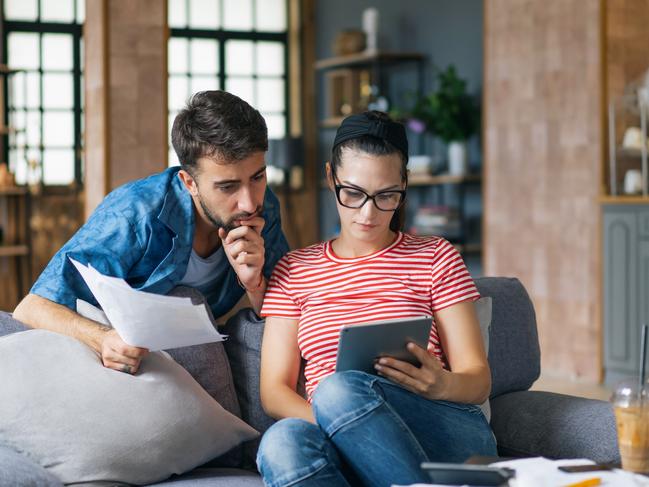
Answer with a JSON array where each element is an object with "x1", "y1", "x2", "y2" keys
[
  {"x1": 0, "y1": 186, "x2": 28, "y2": 196},
  {"x1": 600, "y1": 195, "x2": 649, "y2": 204},
  {"x1": 0, "y1": 126, "x2": 23, "y2": 135},
  {"x1": 315, "y1": 51, "x2": 425, "y2": 70},
  {"x1": 409, "y1": 173, "x2": 482, "y2": 186},
  {"x1": 0, "y1": 245, "x2": 29, "y2": 257},
  {"x1": 616, "y1": 147, "x2": 647, "y2": 158}
]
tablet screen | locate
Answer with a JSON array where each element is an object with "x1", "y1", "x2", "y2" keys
[{"x1": 335, "y1": 316, "x2": 432, "y2": 374}]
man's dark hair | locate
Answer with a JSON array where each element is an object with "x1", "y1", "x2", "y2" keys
[{"x1": 171, "y1": 90, "x2": 268, "y2": 173}]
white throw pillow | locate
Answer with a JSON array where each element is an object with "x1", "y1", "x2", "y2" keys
[
  {"x1": 0, "y1": 329, "x2": 258, "y2": 485},
  {"x1": 475, "y1": 296, "x2": 493, "y2": 421}
]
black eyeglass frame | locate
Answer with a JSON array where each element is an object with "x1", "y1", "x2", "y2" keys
[{"x1": 331, "y1": 170, "x2": 407, "y2": 212}]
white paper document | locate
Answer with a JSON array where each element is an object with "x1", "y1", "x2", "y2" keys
[
  {"x1": 70, "y1": 258, "x2": 226, "y2": 351},
  {"x1": 392, "y1": 457, "x2": 649, "y2": 487},
  {"x1": 492, "y1": 457, "x2": 649, "y2": 487}
]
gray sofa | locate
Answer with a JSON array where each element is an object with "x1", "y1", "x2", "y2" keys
[{"x1": 0, "y1": 277, "x2": 620, "y2": 486}]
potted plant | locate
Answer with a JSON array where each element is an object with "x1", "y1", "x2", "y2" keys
[{"x1": 399, "y1": 65, "x2": 480, "y2": 175}]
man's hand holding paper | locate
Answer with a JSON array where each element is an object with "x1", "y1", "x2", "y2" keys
[{"x1": 70, "y1": 258, "x2": 226, "y2": 358}]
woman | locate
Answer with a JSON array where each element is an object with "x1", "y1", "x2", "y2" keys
[{"x1": 257, "y1": 111, "x2": 496, "y2": 487}]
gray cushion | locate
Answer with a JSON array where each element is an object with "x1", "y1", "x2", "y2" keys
[
  {"x1": 222, "y1": 309, "x2": 276, "y2": 469},
  {"x1": 0, "y1": 329, "x2": 258, "y2": 485},
  {"x1": 0, "y1": 444, "x2": 63, "y2": 487},
  {"x1": 148, "y1": 468, "x2": 263, "y2": 486},
  {"x1": 475, "y1": 277, "x2": 541, "y2": 398},
  {"x1": 76, "y1": 293, "x2": 243, "y2": 421},
  {"x1": 491, "y1": 390, "x2": 620, "y2": 464},
  {"x1": 0, "y1": 311, "x2": 28, "y2": 337},
  {"x1": 474, "y1": 297, "x2": 492, "y2": 420}
]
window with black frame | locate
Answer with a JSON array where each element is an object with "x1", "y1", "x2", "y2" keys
[
  {"x1": 167, "y1": 0, "x2": 289, "y2": 167},
  {"x1": 3, "y1": 0, "x2": 84, "y2": 187}
]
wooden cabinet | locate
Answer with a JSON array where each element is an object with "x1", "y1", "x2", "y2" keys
[
  {"x1": 0, "y1": 187, "x2": 32, "y2": 298},
  {"x1": 603, "y1": 205, "x2": 649, "y2": 383}
]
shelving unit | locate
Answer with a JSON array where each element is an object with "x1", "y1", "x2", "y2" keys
[
  {"x1": 0, "y1": 65, "x2": 32, "y2": 298},
  {"x1": 314, "y1": 50, "x2": 425, "y2": 128},
  {"x1": 0, "y1": 187, "x2": 32, "y2": 296},
  {"x1": 407, "y1": 174, "x2": 481, "y2": 252}
]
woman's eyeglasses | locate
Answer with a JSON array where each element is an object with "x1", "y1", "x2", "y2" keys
[{"x1": 332, "y1": 172, "x2": 406, "y2": 211}]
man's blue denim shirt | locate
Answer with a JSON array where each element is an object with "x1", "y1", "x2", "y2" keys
[{"x1": 31, "y1": 167, "x2": 290, "y2": 319}]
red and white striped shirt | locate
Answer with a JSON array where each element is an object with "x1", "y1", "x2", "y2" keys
[{"x1": 260, "y1": 232, "x2": 480, "y2": 400}]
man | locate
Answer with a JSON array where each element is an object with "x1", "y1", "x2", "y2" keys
[{"x1": 13, "y1": 90, "x2": 289, "y2": 376}]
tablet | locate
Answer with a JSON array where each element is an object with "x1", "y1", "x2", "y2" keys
[
  {"x1": 421, "y1": 462, "x2": 514, "y2": 486},
  {"x1": 334, "y1": 316, "x2": 432, "y2": 374}
]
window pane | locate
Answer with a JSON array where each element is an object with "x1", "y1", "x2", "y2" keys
[
  {"x1": 256, "y1": 0, "x2": 286, "y2": 32},
  {"x1": 10, "y1": 110, "x2": 26, "y2": 132},
  {"x1": 43, "y1": 149, "x2": 74, "y2": 185},
  {"x1": 256, "y1": 42, "x2": 284, "y2": 76},
  {"x1": 76, "y1": 0, "x2": 85, "y2": 23},
  {"x1": 43, "y1": 111, "x2": 74, "y2": 147},
  {"x1": 223, "y1": 0, "x2": 252, "y2": 31},
  {"x1": 257, "y1": 78, "x2": 284, "y2": 112},
  {"x1": 265, "y1": 114, "x2": 285, "y2": 139},
  {"x1": 9, "y1": 148, "x2": 27, "y2": 184},
  {"x1": 189, "y1": 0, "x2": 220, "y2": 29},
  {"x1": 226, "y1": 40, "x2": 253, "y2": 75},
  {"x1": 43, "y1": 34, "x2": 73, "y2": 71},
  {"x1": 26, "y1": 72, "x2": 41, "y2": 108},
  {"x1": 169, "y1": 0, "x2": 187, "y2": 28},
  {"x1": 191, "y1": 76, "x2": 219, "y2": 94},
  {"x1": 43, "y1": 73, "x2": 74, "y2": 109},
  {"x1": 169, "y1": 111, "x2": 180, "y2": 167},
  {"x1": 41, "y1": 0, "x2": 75, "y2": 22},
  {"x1": 190, "y1": 39, "x2": 218, "y2": 74},
  {"x1": 4, "y1": 0, "x2": 37, "y2": 21},
  {"x1": 26, "y1": 110, "x2": 41, "y2": 147},
  {"x1": 225, "y1": 77, "x2": 254, "y2": 105},
  {"x1": 169, "y1": 75, "x2": 189, "y2": 110},
  {"x1": 8, "y1": 33, "x2": 39, "y2": 70},
  {"x1": 11, "y1": 74, "x2": 25, "y2": 109},
  {"x1": 168, "y1": 38, "x2": 188, "y2": 74}
]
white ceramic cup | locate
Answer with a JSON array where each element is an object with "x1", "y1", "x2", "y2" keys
[{"x1": 624, "y1": 169, "x2": 644, "y2": 195}]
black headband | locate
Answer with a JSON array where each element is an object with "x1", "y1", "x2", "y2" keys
[{"x1": 332, "y1": 113, "x2": 409, "y2": 161}]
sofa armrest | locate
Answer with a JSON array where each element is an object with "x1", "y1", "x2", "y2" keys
[{"x1": 490, "y1": 390, "x2": 620, "y2": 465}]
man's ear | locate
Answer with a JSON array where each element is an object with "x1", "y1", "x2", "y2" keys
[
  {"x1": 325, "y1": 162, "x2": 334, "y2": 191},
  {"x1": 178, "y1": 169, "x2": 199, "y2": 196}
]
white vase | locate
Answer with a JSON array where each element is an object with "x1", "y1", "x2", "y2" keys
[{"x1": 448, "y1": 141, "x2": 468, "y2": 175}]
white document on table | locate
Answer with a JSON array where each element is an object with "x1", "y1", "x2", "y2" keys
[
  {"x1": 491, "y1": 457, "x2": 649, "y2": 487},
  {"x1": 392, "y1": 457, "x2": 649, "y2": 487},
  {"x1": 70, "y1": 257, "x2": 226, "y2": 351}
]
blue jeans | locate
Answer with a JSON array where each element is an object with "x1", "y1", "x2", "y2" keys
[{"x1": 256, "y1": 371, "x2": 497, "y2": 487}]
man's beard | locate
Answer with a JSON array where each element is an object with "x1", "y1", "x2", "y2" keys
[{"x1": 197, "y1": 192, "x2": 263, "y2": 233}]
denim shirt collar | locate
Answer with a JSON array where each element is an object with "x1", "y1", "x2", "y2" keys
[
  {"x1": 141, "y1": 172, "x2": 195, "y2": 294},
  {"x1": 158, "y1": 172, "x2": 194, "y2": 237}
]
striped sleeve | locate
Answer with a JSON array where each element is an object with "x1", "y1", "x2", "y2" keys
[
  {"x1": 260, "y1": 254, "x2": 301, "y2": 318},
  {"x1": 430, "y1": 239, "x2": 480, "y2": 312}
]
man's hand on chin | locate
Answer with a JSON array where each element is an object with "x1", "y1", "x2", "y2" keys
[{"x1": 218, "y1": 215, "x2": 266, "y2": 292}]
